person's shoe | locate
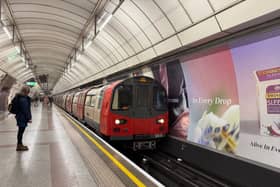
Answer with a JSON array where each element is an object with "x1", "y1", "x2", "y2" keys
[
  {"x1": 22, "y1": 145, "x2": 29, "y2": 150},
  {"x1": 16, "y1": 144, "x2": 29, "y2": 151}
]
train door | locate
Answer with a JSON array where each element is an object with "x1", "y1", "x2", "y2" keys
[
  {"x1": 80, "y1": 93, "x2": 87, "y2": 120},
  {"x1": 69, "y1": 94, "x2": 74, "y2": 113},
  {"x1": 76, "y1": 93, "x2": 81, "y2": 119},
  {"x1": 94, "y1": 87, "x2": 105, "y2": 125},
  {"x1": 62, "y1": 95, "x2": 65, "y2": 108},
  {"x1": 72, "y1": 93, "x2": 79, "y2": 115},
  {"x1": 77, "y1": 92, "x2": 85, "y2": 120},
  {"x1": 87, "y1": 94, "x2": 97, "y2": 128},
  {"x1": 92, "y1": 91, "x2": 99, "y2": 123},
  {"x1": 84, "y1": 95, "x2": 92, "y2": 123}
]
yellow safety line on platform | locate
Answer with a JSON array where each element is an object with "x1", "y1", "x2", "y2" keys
[{"x1": 62, "y1": 113, "x2": 146, "y2": 187}]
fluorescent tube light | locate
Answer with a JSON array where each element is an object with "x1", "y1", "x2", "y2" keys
[
  {"x1": 15, "y1": 46, "x2": 20, "y2": 54},
  {"x1": 21, "y1": 57, "x2": 25, "y2": 63},
  {"x1": 85, "y1": 40, "x2": 92, "y2": 50},
  {"x1": 3, "y1": 26, "x2": 12, "y2": 39},
  {"x1": 97, "y1": 13, "x2": 107, "y2": 24},
  {"x1": 99, "y1": 14, "x2": 112, "y2": 31},
  {"x1": 76, "y1": 54, "x2": 81, "y2": 61}
]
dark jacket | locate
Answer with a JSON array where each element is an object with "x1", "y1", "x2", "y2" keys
[{"x1": 15, "y1": 94, "x2": 32, "y2": 127}]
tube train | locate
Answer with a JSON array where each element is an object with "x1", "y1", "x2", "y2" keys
[{"x1": 54, "y1": 76, "x2": 169, "y2": 150}]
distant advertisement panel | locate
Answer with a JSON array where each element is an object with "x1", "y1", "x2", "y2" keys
[
  {"x1": 0, "y1": 69, "x2": 6, "y2": 83},
  {"x1": 0, "y1": 74, "x2": 15, "y2": 112}
]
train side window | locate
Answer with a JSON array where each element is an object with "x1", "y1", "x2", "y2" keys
[
  {"x1": 153, "y1": 87, "x2": 167, "y2": 110},
  {"x1": 112, "y1": 85, "x2": 132, "y2": 110},
  {"x1": 91, "y1": 95, "x2": 96, "y2": 107},
  {"x1": 85, "y1": 96, "x2": 91, "y2": 106},
  {"x1": 73, "y1": 95, "x2": 78, "y2": 104}
]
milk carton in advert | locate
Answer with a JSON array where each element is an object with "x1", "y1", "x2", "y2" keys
[{"x1": 255, "y1": 67, "x2": 280, "y2": 136}]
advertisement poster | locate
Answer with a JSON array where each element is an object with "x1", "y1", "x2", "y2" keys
[
  {"x1": 134, "y1": 26, "x2": 280, "y2": 169},
  {"x1": 230, "y1": 32, "x2": 280, "y2": 168},
  {"x1": 0, "y1": 69, "x2": 6, "y2": 83},
  {"x1": 181, "y1": 48, "x2": 240, "y2": 154},
  {"x1": 176, "y1": 28, "x2": 280, "y2": 169}
]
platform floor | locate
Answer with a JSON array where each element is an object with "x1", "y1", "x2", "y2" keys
[{"x1": 0, "y1": 104, "x2": 152, "y2": 187}]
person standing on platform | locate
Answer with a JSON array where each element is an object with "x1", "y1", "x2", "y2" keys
[
  {"x1": 15, "y1": 86, "x2": 32, "y2": 151},
  {"x1": 34, "y1": 96, "x2": 39, "y2": 107},
  {"x1": 43, "y1": 96, "x2": 49, "y2": 106},
  {"x1": 48, "y1": 96, "x2": 53, "y2": 107}
]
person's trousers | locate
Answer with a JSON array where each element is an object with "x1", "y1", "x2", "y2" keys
[{"x1": 17, "y1": 126, "x2": 26, "y2": 145}]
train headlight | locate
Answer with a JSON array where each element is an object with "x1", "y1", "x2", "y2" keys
[
  {"x1": 156, "y1": 118, "x2": 165, "y2": 124},
  {"x1": 115, "y1": 119, "x2": 127, "y2": 125},
  {"x1": 115, "y1": 119, "x2": 121, "y2": 125}
]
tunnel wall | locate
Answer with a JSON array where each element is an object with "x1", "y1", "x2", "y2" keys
[{"x1": 0, "y1": 72, "x2": 16, "y2": 119}]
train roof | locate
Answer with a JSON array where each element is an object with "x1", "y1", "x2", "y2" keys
[
  {"x1": 61, "y1": 76, "x2": 158, "y2": 97},
  {"x1": 119, "y1": 76, "x2": 155, "y2": 84}
]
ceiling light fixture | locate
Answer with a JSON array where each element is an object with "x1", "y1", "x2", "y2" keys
[
  {"x1": 81, "y1": 13, "x2": 113, "y2": 53},
  {"x1": 15, "y1": 46, "x2": 20, "y2": 54},
  {"x1": 76, "y1": 53, "x2": 81, "y2": 61},
  {"x1": 84, "y1": 40, "x2": 92, "y2": 50},
  {"x1": 21, "y1": 56, "x2": 25, "y2": 63},
  {"x1": 97, "y1": 13, "x2": 106, "y2": 24},
  {"x1": 98, "y1": 14, "x2": 112, "y2": 31},
  {"x1": 3, "y1": 26, "x2": 12, "y2": 39}
]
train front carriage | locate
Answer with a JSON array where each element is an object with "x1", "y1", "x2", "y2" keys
[{"x1": 100, "y1": 76, "x2": 168, "y2": 149}]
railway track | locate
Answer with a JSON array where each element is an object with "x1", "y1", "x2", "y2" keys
[{"x1": 122, "y1": 150, "x2": 231, "y2": 187}]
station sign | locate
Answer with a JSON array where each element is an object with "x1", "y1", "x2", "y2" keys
[{"x1": 26, "y1": 81, "x2": 37, "y2": 87}]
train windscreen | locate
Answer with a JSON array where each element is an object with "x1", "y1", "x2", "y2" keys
[
  {"x1": 111, "y1": 81, "x2": 167, "y2": 114},
  {"x1": 153, "y1": 86, "x2": 167, "y2": 110},
  {"x1": 135, "y1": 85, "x2": 150, "y2": 107},
  {"x1": 112, "y1": 85, "x2": 132, "y2": 110}
]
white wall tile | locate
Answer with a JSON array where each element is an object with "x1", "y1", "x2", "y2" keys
[
  {"x1": 217, "y1": 0, "x2": 280, "y2": 32},
  {"x1": 180, "y1": 0, "x2": 213, "y2": 22},
  {"x1": 208, "y1": 0, "x2": 237, "y2": 11},
  {"x1": 137, "y1": 48, "x2": 157, "y2": 62},
  {"x1": 154, "y1": 35, "x2": 181, "y2": 56},
  {"x1": 178, "y1": 17, "x2": 221, "y2": 46}
]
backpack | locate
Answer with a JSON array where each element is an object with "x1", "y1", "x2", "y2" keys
[{"x1": 8, "y1": 95, "x2": 20, "y2": 114}]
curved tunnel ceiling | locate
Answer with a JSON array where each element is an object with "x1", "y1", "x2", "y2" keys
[
  {"x1": 1, "y1": 0, "x2": 103, "y2": 89},
  {"x1": 0, "y1": 0, "x2": 279, "y2": 93}
]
